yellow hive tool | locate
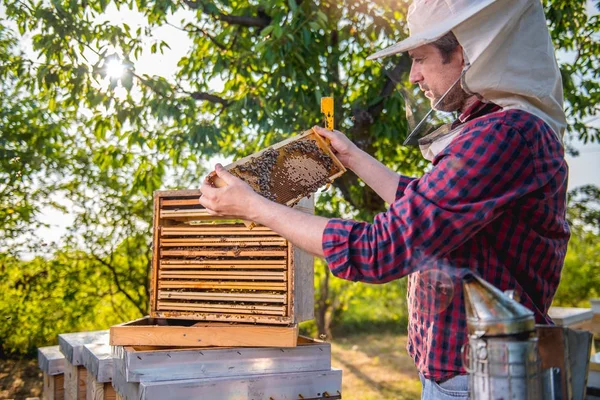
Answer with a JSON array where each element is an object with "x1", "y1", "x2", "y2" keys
[{"x1": 321, "y1": 96, "x2": 334, "y2": 131}]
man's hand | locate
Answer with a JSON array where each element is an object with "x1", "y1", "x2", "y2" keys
[
  {"x1": 314, "y1": 126, "x2": 404, "y2": 205},
  {"x1": 199, "y1": 163, "x2": 264, "y2": 219},
  {"x1": 199, "y1": 163, "x2": 329, "y2": 258},
  {"x1": 313, "y1": 126, "x2": 359, "y2": 170}
]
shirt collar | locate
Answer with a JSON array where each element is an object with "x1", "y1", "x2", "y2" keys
[{"x1": 452, "y1": 100, "x2": 502, "y2": 129}]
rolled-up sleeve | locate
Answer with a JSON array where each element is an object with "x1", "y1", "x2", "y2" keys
[
  {"x1": 396, "y1": 175, "x2": 416, "y2": 200},
  {"x1": 322, "y1": 121, "x2": 560, "y2": 283}
]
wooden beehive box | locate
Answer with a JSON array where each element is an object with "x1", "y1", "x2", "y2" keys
[{"x1": 149, "y1": 189, "x2": 314, "y2": 325}]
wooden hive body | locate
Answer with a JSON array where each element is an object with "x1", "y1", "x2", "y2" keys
[{"x1": 150, "y1": 189, "x2": 314, "y2": 325}]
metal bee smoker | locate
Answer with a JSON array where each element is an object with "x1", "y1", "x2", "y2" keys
[{"x1": 462, "y1": 274, "x2": 543, "y2": 399}]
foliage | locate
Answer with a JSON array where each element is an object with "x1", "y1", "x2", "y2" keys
[
  {"x1": 1, "y1": 0, "x2": 600, "y2": 352},
  {"x1": 553, "y1": 185, "x2": 600, "y2": 307},
  {"x1": 0, "y1": 24, "x2": 78, "y2": 255},
  {"x1": 0, "y1": 249, "x2": 144, "y2": 357},
  {"x1": 544, "y1": 0, "x2": 600, "y2": 149}
]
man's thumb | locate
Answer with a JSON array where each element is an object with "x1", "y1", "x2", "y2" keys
[{"x1": 214, "y1": 163, "x2": 234, "y2": 184}]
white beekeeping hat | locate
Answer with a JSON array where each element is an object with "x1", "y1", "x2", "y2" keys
[
  {"x1": 368, "y1": 0, "x2": 567, "y2": 140},
  {"x1": 367, "y1": 0, "x2": 499, "y2": 60}
]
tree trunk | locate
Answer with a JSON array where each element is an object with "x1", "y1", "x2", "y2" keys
[{"x1": 315, "y1": 263, "x2": 333, "y2": 339}]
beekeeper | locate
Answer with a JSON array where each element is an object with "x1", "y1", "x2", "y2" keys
[{"x1": 200, "y1": 0, "x2": 570, "y2": 398}]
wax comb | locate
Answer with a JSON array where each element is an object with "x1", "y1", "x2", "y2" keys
[{"x1": 209, "y1": 127, "x2": 345, "y2": 207}]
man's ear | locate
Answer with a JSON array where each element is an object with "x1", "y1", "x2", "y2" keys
[{"x1": 456, "y1": 45, "x2": 465, "y2": 67}]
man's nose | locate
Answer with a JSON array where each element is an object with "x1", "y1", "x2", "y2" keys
[{"x1": 409, "y1": 64, "x2": 423, "y2": 84}]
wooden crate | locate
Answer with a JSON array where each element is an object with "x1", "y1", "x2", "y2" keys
[
  {"x1": 112, "y1": 336, "x2": 331, "y2": 383},
  {"x1": 548, "y1": 306, "x2": 594, "y2": 330},
  {"x1": 110, "y1": 317, "x2": 299, "y2": 347},
  {"x1": 150, "y1": 189, "x2": 314, "y2": 325}
]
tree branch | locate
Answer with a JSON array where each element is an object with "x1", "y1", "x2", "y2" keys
[
  {"x1": 334, "y1": 56, "x2": 412, "y2": 214},
  {"x1": 91, "y1": 253, "x2": 146, "y2": 316},
  {"x1": 189, "y1": 91, "x2": 231, "y2": 106},
  {"x1": 166, "y1": 22, "x2": 228, "y2": 51},
  {"x1": 182, "y1": 1, "x2": 271, "y2": 28}
]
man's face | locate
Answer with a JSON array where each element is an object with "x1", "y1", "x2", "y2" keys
[{"x1": 408, "y1": 44, "x2": 468, "y2": 112}]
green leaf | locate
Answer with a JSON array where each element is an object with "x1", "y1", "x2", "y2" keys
[{"x1": 260, "y1": 25, "x2": 274, "y2": 37}]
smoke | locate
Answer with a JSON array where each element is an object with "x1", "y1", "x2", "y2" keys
[{"x1": 407, "y1": 248, "x2": 481, "y2": 316}]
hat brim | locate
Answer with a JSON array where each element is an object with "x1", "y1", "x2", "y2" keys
[{"x1": 366, "y1": 0, "x2": 498, "y2": 60}]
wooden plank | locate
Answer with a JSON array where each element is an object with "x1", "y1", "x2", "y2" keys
[
  {"x1": 161, "y1": 229, "x2": 278, "y2": 236},
  {"x1": 77, "y1": 366, "x2": 86, "y2": 400},
  {"x1": 86, "y1": 373, "x2": 103, "y2": 400},
  {"x1": 158, "y1": 280, "x2": 286, "y2": 290},
  {"x1": 104, "y1": 384, "x2": 117, "y2": 400},
  {"x1": 548, "y1": 306, "x2": 593, "y2": 327},
  {"x1": 155, "y1": 189, "x2": 202, "y2": 198},
  {"x1": 160, "y1": 259, "x2": 286, "y2": 268},
  {"x1": 160, "y1": 209, "x2": 209, "y2": 217},
  {"x1": 292, "y1": 200, "x2": 315, "y2": 323},
  {"x1": 161, "y1": 236, "x2": 286, "y2": 244},
  {"x1": 160, "y1": 211, "x2": 239, "y2": 221},
  {"x1": 593, "y1": 314, "x2": 600, "y2": 336},
  {"x1": 110, "y1": 318, "x2": 298, "y2": 347},
  {"x1": 151, "y1": 191, "x2": 162, "y2": 319},
  {"x1": 287, "y1": 241, "x2": 293, "y2": 318},
  {"x1": 159, "y1": 263, "x2": 287, "y2": 270},
  {"x1": 63, "y1": 361, "x2": 77, "y2": 400},
  {"x1": 43, "y1": 372, "x2": 64, "y2": 400},
  {"x1": 58, "y1": 330, "x2": 109, "y2": 366},
  {"x1": 160, "y1": 226, "x2": 274, "y2": 235},
  {"x1": 81, "y1": 343, "x2": 112, "y2": 384},
  {"x1": 161, "y1": 198, "x2": 202, "y2": 207},
  {"x1": 160, "y1": 240, "x2": 287, "y2": 247},
  {"x1": 85, "y1": 374, "x2": 117, "y2": 400},
  {"x1": 157, "y1": 301, "x2": 286, "y2": 315},
  {"x1": 136, "y1": 369, "x2": 342, "y2": 400},
  {"x1": 160, "y1": 249, "x2": 286, "y2": 257},
  {"x1": 153, "y1": 311, "x2": 291, "y2": 324},
  {"x1": 38, "y1": 345, "x2": 65, "y2": 376},
  {"x1": 158, "y1": 270, "x2": 286, "y2": 280},
  {"x1": 158, "y1": 290, "x2": 286, "y2": 303},
  {"x1": 55, "y1": 374, "x2": 64, "y2": 400},
  {"x1": 161, "y1": 236, "x2": 284, "y2": 243},
  {"x1": 117, "y1": 339, "x2": 330, "y2": 383},
  {"x1": 63, "y1": 362, "x2": 86, "y2": 400}
]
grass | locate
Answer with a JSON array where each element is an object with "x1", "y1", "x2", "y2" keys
[
  {"x1": 0, "y1": 331, "x2": 422, "y2": 400},
  {"x1": 331, "y1": 332, "x2": 421, "y2": 400}
]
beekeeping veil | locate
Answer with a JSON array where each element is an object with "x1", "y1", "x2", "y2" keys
[{"x1": 367, "y1": 0, "x2": 566, "y2": 159}]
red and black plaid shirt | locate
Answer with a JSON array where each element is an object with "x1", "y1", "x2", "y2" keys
[{"x1": 322, "y1": 102, "x2": 570, "y2": 381}]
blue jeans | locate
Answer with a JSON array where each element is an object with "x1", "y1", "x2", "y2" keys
[{"x1": 420, "y1": 373, "x2": 469, "y2": 400}]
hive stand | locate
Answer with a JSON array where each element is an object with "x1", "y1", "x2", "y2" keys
[
  {"x1": 588, "y1": 299, "x2": 600, "y2": 399},
  {"x1": 113, "y1": 336, "x2": 331, "y2": 382},
  {"x1": 111, "y1": 338, "x2": 340, "y2": 400},
  {"x1": 81, "y1": 343, "x2": 116, "y2": 400},
  {"x1": 58, "y1": 330, "x2": 109, "y2": 400},
  {"x1": 548, "y1": 306, "x2": 594, "y2": 331},
  {"x1": 38, "y1": 345, "x2": 65, "y2": 400}
]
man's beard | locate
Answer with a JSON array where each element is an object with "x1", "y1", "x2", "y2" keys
[{"x1": 429, "y1": 83, "x2": 470, "y2": 112}]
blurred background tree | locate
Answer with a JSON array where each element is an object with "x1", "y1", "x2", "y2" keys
[{"x1": 1, "y1": 0, "x2": 599, "y2": 354}]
